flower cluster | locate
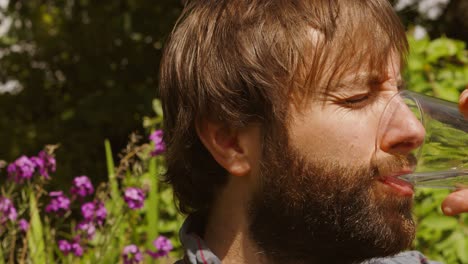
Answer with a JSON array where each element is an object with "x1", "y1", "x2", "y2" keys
[
  {"x1": 80, "y1": 201, "x2": 106, "y2": 225},
  {"x1": 0, "y1": 197, "x2": 17, "y2": 225},
  {"x1": 45, "y1": 191, "x2": 71, "y2": 214},
  {"x1": 124, "y1": 187, "x2": 145, "y2": 210},
  {"x1": 122, "y1": 236, "x2": 173, "y2": 263},
  {"x1": 58, "y1": 238, "x2": 84, "y2": 257},
  {"x1": 31, "y1": 151, "x2": 56, "y2": 179},
  {"x1": 6, "y1": 151, "x2": 56, "y2": 182},
  {"x1": 2, "y1": 132, "x2": 175, "y2": 262},
  {"x1": 56, "y1": 176, "x2": 105, "y2": 254},
  {"x1": 147, "y1": 235, "x2": 173, "y2": 258},
  {"x1": 76, "y1": 200, "x2": 107, "y2": 239},
  {"x1": 122, "y1": 244, "x2": 143, "y2": 264},
  {"x1": 7, "y1": 156, "x2": 36, "y2": 182},
  {"x1": 76, "y1": 221, "x2": 96, "y2": 239},
  {"x1": 149, "y1": 130, "x2": 165, "y2": 156},
  {"x1": 70, "y1": 175, "x2": 94, "y2": 198},
  {"x1": 18, "y1": 218, "x2": 29, "y2": 232}
]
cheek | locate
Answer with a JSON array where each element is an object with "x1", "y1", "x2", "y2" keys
[
  {"x1": 345, "y1": 121, "x2": 376, "y2": 158},
  {"x1": 289, "y1": 109, "x2": 379, "y2": 164}
]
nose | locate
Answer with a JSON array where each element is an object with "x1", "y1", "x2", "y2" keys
[{"x1": 379, "y1": 96, "x2": 426, "y2": 155}]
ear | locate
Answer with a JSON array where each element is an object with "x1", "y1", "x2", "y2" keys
[{"x1": 195, "y1": 119, "x2": 260, "y2": 177}]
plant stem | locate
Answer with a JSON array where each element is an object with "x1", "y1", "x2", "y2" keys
[{"x1": 8, "y1": 228, "x2": 16, "y2": 264}]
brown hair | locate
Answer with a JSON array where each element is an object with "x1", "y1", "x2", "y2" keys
[{"x1": 159, "y1": 0, "x2": 408, "y2": 214}]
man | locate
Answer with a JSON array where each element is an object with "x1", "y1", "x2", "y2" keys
[{"x1": 159, "y1": 0, "x2": 468, "y2": 263}]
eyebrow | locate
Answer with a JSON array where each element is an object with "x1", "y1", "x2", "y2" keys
[{"x1": 332, "y1": 72, "x2": 405, "y2": 91}]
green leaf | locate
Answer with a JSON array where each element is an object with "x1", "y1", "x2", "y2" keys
[
  {"x1": 413, "y1": 195, "x2": 437, "y2": 216},
  {"x1": 407, "y1": 54, "x2": 426, "y2": 71},
  {"x1": 152, "y1": 99, "x2": 164, "y2": 118},
  {"x1": 408, "y1": 35, "x2": 430, "y2": 54},
  {"x1": 28, "y1": 192, "x2": 46, "y2": 264},
  {"x1": 105, "y1": 139, "x2": 123, "y2": 207},
  {"x1": 145, "y1": 157, "x2": 160, "y2": 250},
  {"x1": 457, "y1": 237, "x2": 468, "y2": 263},
  {"x1": 43, "y1": 219, "x2": 55, "y2": 262},
  {"x1": 426, "y1": 37, "x2": 458, "y2": 63},
  {"x1": 434, "y1": 231, "x2": 458, "y2": 252},
  {"x1": 420, "y1": 215, "x2": 458, "y2": 230},
  {"x1": 432, "y1": 84, "x2": 460, "y2": 102}
]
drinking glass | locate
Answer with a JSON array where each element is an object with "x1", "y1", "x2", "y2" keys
[{"x1": 376, "y1": 90, "x2": 468, "y2": 189}]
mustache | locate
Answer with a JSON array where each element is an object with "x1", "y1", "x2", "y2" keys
[{"x1": 371, "y1": 153, "x2": 418, "y2": 177}]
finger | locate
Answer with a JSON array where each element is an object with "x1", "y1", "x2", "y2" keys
[
  {"x1": 459, "y1": 88, "x2": 468, "y2": 118},
  {"x1": 441, "y1": 189, "x2": 468, "y2": 216}
]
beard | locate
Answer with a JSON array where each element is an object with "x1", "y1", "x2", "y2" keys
[{"x1": 247, "y1": 136, "x2": 415, "y2": 264}]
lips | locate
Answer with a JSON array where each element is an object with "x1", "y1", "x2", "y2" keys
[{"x1": 378, "y1": 172, "x2": 414, "y2": 197}]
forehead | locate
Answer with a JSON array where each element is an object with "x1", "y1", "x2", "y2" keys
[{"x1": 329, "y1": 55, "x2": 403, "y2": 91}]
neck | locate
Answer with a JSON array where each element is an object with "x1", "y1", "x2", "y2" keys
[{"x1": 203, "y1": 176, "x2": 269, "y2": 264}]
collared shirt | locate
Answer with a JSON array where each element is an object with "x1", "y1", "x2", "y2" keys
[{"x1": 175, "y1": 214, "x2": 442, "y2": 264}]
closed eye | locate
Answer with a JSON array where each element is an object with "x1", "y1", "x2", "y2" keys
[{"x1": 344, "y1": 93, "x2": 370, "y2": 106}]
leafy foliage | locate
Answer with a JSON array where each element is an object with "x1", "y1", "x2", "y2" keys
[
  {"x1": 405, "y1": 34, "x2": 468, "y2": 101},
  {"x1": 408, "y1": 35, "x2": 468, "y2": 263}
]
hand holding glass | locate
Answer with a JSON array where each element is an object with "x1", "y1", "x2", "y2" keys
[{"x1": 376, "y1": 91, "x2": 468, "y2": 189}]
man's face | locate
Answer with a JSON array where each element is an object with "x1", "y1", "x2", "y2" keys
[{"x1": 247, "y1": 57, "x2": 425, "y2": 263}]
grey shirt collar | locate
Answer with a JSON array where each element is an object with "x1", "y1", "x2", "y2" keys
[{"x1": 177, "y1": 213, "x2": 222, "y2": 264}]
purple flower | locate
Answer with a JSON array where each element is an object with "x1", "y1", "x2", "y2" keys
[
  {"x1": 30, "y1": 151, "x2": 56, "y2": 179},
  {"x1": 58, "y1": 240, "x2": 71, "y2": 253},
  {"x1": 80, "y1": 201, "x2": 106, "y2": 225},
  {"x1": 147, "y1": 235, "x2": 173, "y2": 259},
  {"x1": 45, "y1": 191, "x2": 70, "y2": 214},
  {"x1": 71, "y1": 242, "x2": 84, "y2": 257},
  {"x1": 149, "y1": 130, "x2": 166, "y2": 156},
  {"x1": 122, "y1": 244, "x2": 142, "y2": 264},
  {"x1": 58, "y1": 239, "x2": 83, "y2": 257},
  {"x1": 123, "y1": 188, "x2": 145, "y2": 210},
  {"x1": 7, "y1": 156, "x2": 36, "y2": 183},
  {"x1": 95, "y1": 202, "x2": 107, "y2": 224},
  {"x1": 0, "y1": 197, "x2": 17, "y2": 224},
  {"x1": 78, "y1": 201, "x2": 106, "y2": 239},
  {"x1": 70, "y1": 176, "x2": 94, "y2": 198},
  {"x1": 77, "y1": 221, "x2": 96, "y2": 239},
  {"x1": 81, "y1": 202, "x2": 95, "y2": 221},
  {"x1": 18, "y1": 219, "x2": 29, "y2": 232}
]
